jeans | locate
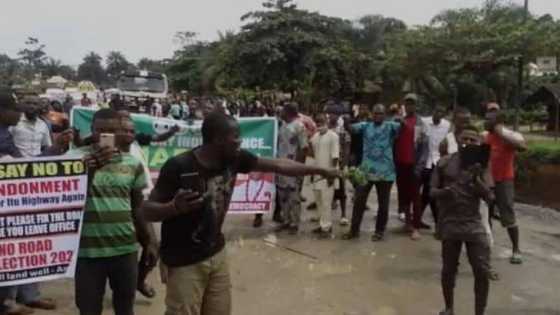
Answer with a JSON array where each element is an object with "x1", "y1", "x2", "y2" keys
[
  {"x1": 165, "y1": 248, "x2": 231, "y2": 315},
  {"x1": 75, "y1": 252, "x2": 138, "y2": 315},
  {"x1": 350, "y1": 181, "x2": 393, "y2": 235}
]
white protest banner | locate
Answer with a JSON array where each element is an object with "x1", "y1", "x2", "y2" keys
[{"x1": 0, "y1": 156, "x2": 87, "y2": 286}]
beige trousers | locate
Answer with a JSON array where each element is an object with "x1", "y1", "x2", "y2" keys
[
  {"x1": 164, "y1": 249, "x2": 231, "y2": 315},
  {"x1": 313, "y1": 185, "x2": 335, "y2": 231}
]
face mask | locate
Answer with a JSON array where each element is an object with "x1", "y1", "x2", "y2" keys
[
  {"x1": 318, "y1": 126, "x2": 328, "y2": 134},
  {"x1": 25, "y1": 111, "x2": 38, "y2": 121}
]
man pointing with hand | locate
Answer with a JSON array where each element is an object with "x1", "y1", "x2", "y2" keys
[{"x1": 140, "y1": 112, "x2": 339, "y2": 315}]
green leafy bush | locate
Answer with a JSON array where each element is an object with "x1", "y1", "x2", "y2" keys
[{"x1": 516, "y1": 141, "x2": 560, "y2": 184}]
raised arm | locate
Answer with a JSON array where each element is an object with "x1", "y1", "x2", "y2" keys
[
  {"x1": 152, "y1": 125, "x2": 180, "y2": 142},
  {"x1": 494, "y1": 125, "x2": 527, "y2": 151}
]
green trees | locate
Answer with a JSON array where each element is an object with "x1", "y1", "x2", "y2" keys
[
  {"x1": 77, "y1": 52, "x2": 106, "y2": 85},
  {"x1": 3, "y1": 0, "x2": 560, "y2": 109},
  {"x1": 106, "y1": 51, "x2": 134, "y2": 84}
]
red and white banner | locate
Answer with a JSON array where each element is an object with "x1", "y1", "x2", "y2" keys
[
  {"x1": 230, "y1": 173, "x2": 275, "y2": 214},
  {"x1": 0, "y1": 156, "x2": 87, "y2": 286}
]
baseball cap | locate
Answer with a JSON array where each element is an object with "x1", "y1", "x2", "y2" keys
[
  {"x1": 0, "y1": 89, "x2": 19, "y2": 110},
  {"x1": 487, "y1": 102, "x2": 500, "y2": 111},
  {"x1": 403, "y1": 93, "x2": 418, "y2": 102}
]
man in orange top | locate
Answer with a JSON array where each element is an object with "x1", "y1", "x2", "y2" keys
[{"x1": 484, "y1": 103, "x2": 527, "y2": 264}]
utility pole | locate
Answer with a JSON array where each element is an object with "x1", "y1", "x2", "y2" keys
[{"x1": 515, "y1": 0, "x2": 529, "y2": 130}]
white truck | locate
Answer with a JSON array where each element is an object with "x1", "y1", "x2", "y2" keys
[{"x1": 116, "y1": 70, "x2": 169, "y2": 112}]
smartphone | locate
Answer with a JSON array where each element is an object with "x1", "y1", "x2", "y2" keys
[
  {"x1": 99, "y1": 133, "x2": 115, "y2": 148},
  {"x1": 460, "y1": 144, "x2": 490, "y2": 169},
  {"x1": 180, "y1": 172, "x2": 204, "y2": 194}
]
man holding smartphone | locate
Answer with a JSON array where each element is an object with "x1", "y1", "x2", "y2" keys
[
  {"x1": 431, "y1": 125, "x2": 494, "y2": 315},
  {"x1": 140, "y1": 112, "x2": 338, "y2": 315},
  {"x1": 69, "y1": 108, "x2": 157, "y2": 315}
]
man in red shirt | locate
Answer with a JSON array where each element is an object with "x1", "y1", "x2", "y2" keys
[
  {"x1": 484, "y1": 103, "x2": 527, "y2": 264},
  {"x1": 394, "y1": 93, "x2": 429, "y2": 240}
]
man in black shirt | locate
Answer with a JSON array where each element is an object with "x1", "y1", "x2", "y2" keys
[{"x1": 140, "y1": 112, "x2": 338, "y2": 315}]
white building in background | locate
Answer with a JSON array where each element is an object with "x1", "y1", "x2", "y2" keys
[{"x1": 530, "y1": 56, "x2": 558, "y2": 77}]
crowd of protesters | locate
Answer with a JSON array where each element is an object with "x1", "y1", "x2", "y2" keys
[{"x1": 0, "y1": 87, "x2": 528, "y2": 315}]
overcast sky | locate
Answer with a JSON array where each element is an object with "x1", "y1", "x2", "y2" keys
[{"x1": 1, "y1": 0, "x2": 559, "y2": 67}]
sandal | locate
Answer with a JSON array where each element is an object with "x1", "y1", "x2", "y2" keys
[
  {"x1": 25, "y1": 298, "x2": 56, "y2": 310},
  {"x1": 488, "y1": 270, "x2": 500, "y2": 281},
  {"x1": 342, "y1": 232, "x2": 359, "y2": 240},
  {"x1": 371, "y1": 233, "x2": 384, "y2": 242},
  {"x1": 510, "y1": 252, "x2": 523, "y2": 265},
  {"x1": 137, "y1": 283, "x2": 156, "y2": 299}
]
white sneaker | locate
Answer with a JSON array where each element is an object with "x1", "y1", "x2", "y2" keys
[{"x1": 340, "y1": 217, "x2": 349, "y2": 226}]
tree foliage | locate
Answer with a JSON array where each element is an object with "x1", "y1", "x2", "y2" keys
[
  {"x1": 4, "y1": 0, "x2": 560, "y2": 110},
  {"x1": 18, "y1": 37, "x2": 47, "y2": 75},
  {"x1": 77, "y1": 52, "x2": 106, "y2": 85},
  {"x1": 106, "y1": 51, "x2": 133, "y2": 83}
]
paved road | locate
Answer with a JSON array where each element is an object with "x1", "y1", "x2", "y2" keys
[{"x1": 32, "y1": 186, "x2": 560, "y2": 315}]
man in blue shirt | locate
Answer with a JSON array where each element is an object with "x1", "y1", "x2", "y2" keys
[{"x1": 343, "y1": 104, "x2": 401, "y2": 241}]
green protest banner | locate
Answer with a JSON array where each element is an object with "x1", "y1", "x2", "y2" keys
[{"x1": 71, "y1": 107, "x2": 277, "y2": 214}]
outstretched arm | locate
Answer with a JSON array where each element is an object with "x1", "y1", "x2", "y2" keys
[
  {"x1": 152, "y1": 125, "x2": 180, "y2": 142},
  {"x1": 254, "y1": 157, "x2": 338, "y2": 178}
]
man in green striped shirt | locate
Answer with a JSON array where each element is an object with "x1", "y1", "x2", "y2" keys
[{"x1": 70, "y1": 108, "x2": 157, "y2": 315}]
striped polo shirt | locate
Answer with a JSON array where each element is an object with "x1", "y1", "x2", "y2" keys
[{"x1": 70, "y1": 147, "x2": 147, "y2": 258}]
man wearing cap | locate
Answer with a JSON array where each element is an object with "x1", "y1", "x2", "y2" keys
[
  {"x1": 484, "y1": 103, "x2": 527, "y2": 264},
  {"x1": 394, "y1": 93, "x2": 429, "y2": 240}
]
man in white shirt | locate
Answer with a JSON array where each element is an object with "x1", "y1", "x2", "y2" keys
[
  {"x1": 419, "y1": 106, "x2": 450, "y2": 229},
  {"x1": 10, "y1": 104, "x2": 52, "y2": 157},
  {"x1": 151, "y1": 99, "x2": 163, "y2": 117},
  {"x1": 440, "y1": 107, "x2": 471, "y2": 157},
  {"x1": 10, "y1": 98, "x2": 71, "y2": 158},
  {"x1": 309, "y1": 114, "x2": 340, "y2": 238}
]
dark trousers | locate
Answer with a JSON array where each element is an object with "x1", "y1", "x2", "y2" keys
[
  {"x1": 350, "y1": 181, "x2": 393, "y2": 235},
  {"x1": 75, "y1": 252, "x2": 138, "y2": 315},
  {"x1": 396, "y1": 163, "x2": 422, "y2": 228},
  {"x1": 442, "y1": 238, "x2": 490, "y2": 315},
  {"x1": 421, "y1": 167, "x2": 439, "y2": 224}
]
